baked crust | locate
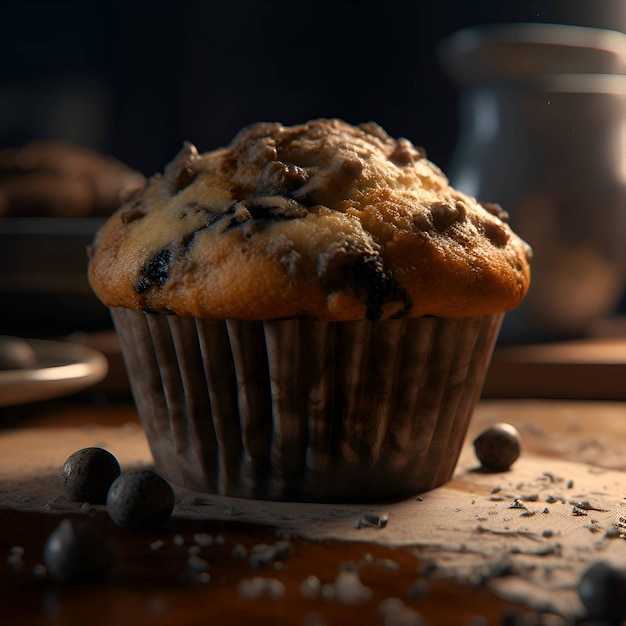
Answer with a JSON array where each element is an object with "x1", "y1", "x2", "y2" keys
[{"x1": 88, "y1": 119, "x2": 531, "y2": 321}]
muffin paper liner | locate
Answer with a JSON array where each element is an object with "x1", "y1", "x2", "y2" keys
[{"x1": 111, "y1": 308, "x2": 503, "y2": 502}]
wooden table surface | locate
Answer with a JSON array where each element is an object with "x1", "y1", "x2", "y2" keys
[
  {"x1": 4, "y1": 334, "x2": 626, "y2": 626},
  {"x1": 0, "y1": 398, "x2": 551, "y2": 626}
]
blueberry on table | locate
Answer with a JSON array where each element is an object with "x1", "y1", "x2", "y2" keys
[
  {"x1": 473, "y1": 423, "x2": 521, "y2": 472},
  {"x1": 43, "y1": 518, "x2": 114, "y2": 583},
  {"x1": 60, "y1": 447, "x2": 121, "y2": 504},
  {"x1": 107, "y1": 470, "x2": 175, "y2": 530},
  {"x1": 578, "y1": 561, "x2": 626, "y2": 622}
]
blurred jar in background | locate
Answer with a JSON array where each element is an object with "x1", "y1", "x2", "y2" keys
[{"x1": 439, "y1": 23, "x2": 626, "y2": 342}]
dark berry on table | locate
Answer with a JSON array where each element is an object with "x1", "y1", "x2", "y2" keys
[
  {"x1": 107, "y1": 470, "x2": 175, "y2": 530},
  {"x1": 60, "y1": 447, "x2": 121, "y2": 504},
  {"x1": 473, "y1": 423, "x2": 521, "y2": 472},
  {"x1": 0, "y1": 336, "x2": 38, "y2": 370},
  {"x1": 577, "y1": 561, "x2": 626, "y2": 622},
  {"x1": 43, "y1": 518, "x2": 114, "y2": 583}
]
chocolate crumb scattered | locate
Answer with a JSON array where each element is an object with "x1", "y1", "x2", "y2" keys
[
  {"x1": 355, "y1": 513, "x2": 389, "y2": 529},
  {"x1": 508, "y1": 499, "x2": 527, "y2": 510},
  {"x1": 510, "y1": 544, "x2": 561, "y2": 557},
  {"x1": 584, "y1": 524, "x2": 602, "y2": 534},
  {"x1": 407, "y1": 577, "x2": 429, "y2": 599},
  {"x1": 569, "y1": 500, "x2": 608, "y2": 512}
]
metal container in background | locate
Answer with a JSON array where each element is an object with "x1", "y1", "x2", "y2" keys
[{"x1": 439, "y1": 23, "x2": 626, "y2": 342}]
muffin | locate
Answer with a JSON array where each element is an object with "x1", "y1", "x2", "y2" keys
[
  {"x1": 88, "y1": 119, "x2": 531, "y2": 502},
  {"x1": 0, "y1": 140, "x2": 146, "y2": 335},
  {"x1": 0, "y1": 140, "x2": 145, "y2": 217}
]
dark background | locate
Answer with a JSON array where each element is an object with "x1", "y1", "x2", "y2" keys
[{"x1": 1, "y1": 0, "x2": 624, "y2": 176}]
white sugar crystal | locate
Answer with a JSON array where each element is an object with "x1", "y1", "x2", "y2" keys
[
  {"x1": 237, "y1": 577, "x2": 266, "y2": 599},
  {"x1": 333, "y1": 570, "x2": 372, "y2": 605},
  {"x1": 378, "y1": 598, "x2": 406, "y2": 615},
  {"x1": 379, "y1": 597, "x2": 428, "y2": 626},
  {"x1": 237, "y1": 576, "x2": 284, "y2": 599},
  {"x1": 321, "y1": 583, "x2": 335, "y2": 600},
  {"x1": 231, "y1": 544, "x2": 247, "y2": 559},
  {"x1": 302, "y1": 613, "x2": 327, "y2": 626},
  {"x1": 32, "y1": 564, "x2": 47, "y2": 578},
  {"x1": 187, "y1": 554, "x2": 209, "y2": 572},
  {"x1": 265, "y1": 578, "x2": 285, "y2": 599},
  {"x1": 384, "y1": 608, "x2": 427, "y2": 626},
  {"x1": 193, "y1": 533, "x2": 213, "y2": 546},
  {"x1": 299, "y1": 575, "x2": 322, "y2": 598}
]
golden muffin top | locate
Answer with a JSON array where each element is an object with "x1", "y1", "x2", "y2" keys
[{"x1": 88, "y1": 119, "x2": 531, "y2": 321}]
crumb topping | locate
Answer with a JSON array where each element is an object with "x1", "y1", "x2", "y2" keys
[{"x1": 88, "y1": 119, "x2": 531, "y2": 320}]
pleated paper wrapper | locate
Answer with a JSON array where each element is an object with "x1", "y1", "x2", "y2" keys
[{"x1": 111, "y1": 308, "x2": 503, "y2": 502}]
